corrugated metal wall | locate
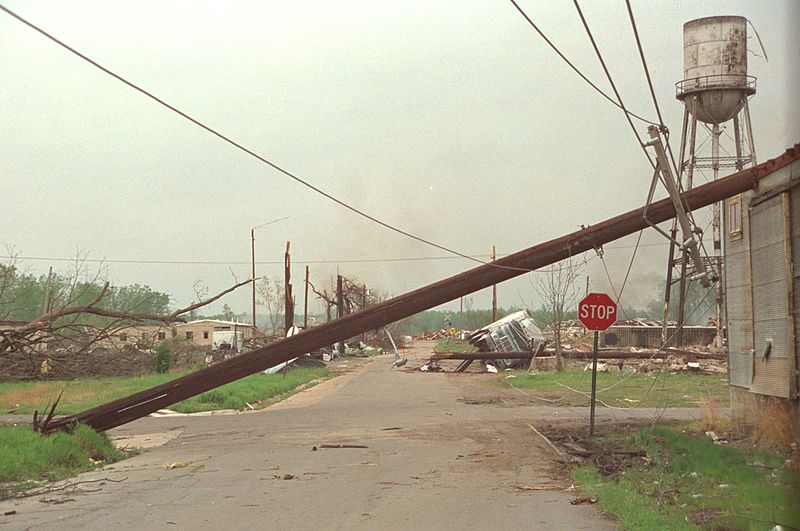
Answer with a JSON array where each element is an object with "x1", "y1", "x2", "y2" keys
[
  {"x1": 600, "y1": 326, "x2": 715, "y2": 348},
  {"x1": 791, "y1": 178, "x2": 800, "y2": 398},
  {"x1": 726, "y1": 192, "x2": 754, "y2": 387},
  {"x1": 750, "y1": 194, "x2": 790, "y2": 397}
]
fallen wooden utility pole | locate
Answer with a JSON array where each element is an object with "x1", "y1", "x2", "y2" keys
[
  {"x1": 431, "y1": 352, "x2": 537, "y2": 361},
  {"x1": 558, "y1": 349, "x2": 726, "y2": 361},
  {"x1": 42, "y1": 146, "x2": 798, "y2": 433}
]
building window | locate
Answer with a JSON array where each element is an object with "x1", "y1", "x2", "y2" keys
[
  {"x1": 119, "y1": 333, "x2": 128, "y2": 342},
  {"x1": 186, "y1": 331, "x2": 194, "y2": 340},
  {"x1": 158, "y1": 332, "x2": 166, "y2": 340},
  {"x1": 728, "y1": 195, "x2": 743, "y2": 240},
  {"x1": 203, "y1": 331, "x2": 209, "y2": 339}
]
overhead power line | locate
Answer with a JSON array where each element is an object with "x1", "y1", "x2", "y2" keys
[
  {"x1": 2, "y1": 242, "x2": 673, "y2": 269},
  {"x1": 571, "y1": 0, "x2": 659, "y2": 307},
  {"x1": 0, "y1": 4, "x2": 493, "y2": 268},
  {"x1": 508, "y1": 0, "x2": 657, "y2": 126}
]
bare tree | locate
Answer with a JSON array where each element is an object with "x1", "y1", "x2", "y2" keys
[
  {"x1": 256, "y1": 276, "x2": 284, "y2": 334},
  {"x1": 531, "y1": 255, "x2": 583, "y2": 371},
  {"x1": 308, "y1": 278, "x2": 337, "y2": 323},
  {"x1": 0, "y1": 253, "x2": 255, "y2": 371}
]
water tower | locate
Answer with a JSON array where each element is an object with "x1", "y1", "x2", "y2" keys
[{"x1": 663, "y1": 15, "x2": 757, "y2": 349}]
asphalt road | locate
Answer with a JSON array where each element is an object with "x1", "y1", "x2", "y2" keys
[{"x1": 2, "y1": 342, "x2": 706, "y2": 530}]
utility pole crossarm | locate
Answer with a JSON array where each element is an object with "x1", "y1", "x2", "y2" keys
[{"x1": 645, "y1": 126, "x2": 714, "y2": 288}]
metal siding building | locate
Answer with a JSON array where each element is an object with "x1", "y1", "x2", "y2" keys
[{"x1": 725, "y1": 153, "x2": 800, "y2": 430}]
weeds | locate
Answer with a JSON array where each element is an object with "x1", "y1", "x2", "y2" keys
[
  {"x1": 753, "y1": 401, "x2": 798, "y2": 455},
  {"x1": 571, "y1": 426, "x2": 800, "y2": 530},
  {"x1": 698, "y1": 393, "x2": 725, "y2": 433},
  {"x1": 0, "y1": 424, "x2": 123, "y2": 497}
]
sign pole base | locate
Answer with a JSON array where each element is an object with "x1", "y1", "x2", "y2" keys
[{"x1": 589, "y1": 330, "x2": 599, "y2": 437}]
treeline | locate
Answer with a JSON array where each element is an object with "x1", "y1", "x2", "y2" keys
[{"x1": 0, "y1": 264, "x2": 170, "y2": 322}]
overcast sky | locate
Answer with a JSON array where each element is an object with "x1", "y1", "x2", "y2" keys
[{"x1": 2, "y1": 0, "x2": 798, "y2": 319}]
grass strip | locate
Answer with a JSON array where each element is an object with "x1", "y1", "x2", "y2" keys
[
  {"x1": 0, "y1": 424, "x2": 124, "y2": 496},
  {"x1": 501, "y1": 368, "x2": 729, "y2": 408},
  {"x1": 169, "y1": 367, "x2": 329, "y2": 412},
  {"x1": 434, "y1": 339, "x2": 476, "y2": 353},
  {"x1": 0, "y1": 367, "x2": 330, "y2": 415},
  {"x1": 571, "y1": 426, "x2": 800, "y2": 530}
]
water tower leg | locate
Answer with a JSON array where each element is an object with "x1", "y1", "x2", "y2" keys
[
  {"x1": 733, "y1": 115, "x2": 744, "y2": 172},
  {"x1": 743, "y1": 99, "x2": 757, "y2": 165},
  {"x1": 663, "y1": 108, "x2": 694, "y2": 345},
  {"x1": 711, "y1": 124, "x2": 724, "y2": 350}
]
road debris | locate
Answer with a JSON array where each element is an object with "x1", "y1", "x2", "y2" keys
[
  {"x1": 164, "y1": 461, "x2": 188, "y2": 469},
  {"x1": 513, "y1": 484, "x2": 565, "y2": 492}
]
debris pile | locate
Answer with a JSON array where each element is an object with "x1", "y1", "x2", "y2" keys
[{"x1": 0, "y1": 343, "x2": 205, "y2": 380}]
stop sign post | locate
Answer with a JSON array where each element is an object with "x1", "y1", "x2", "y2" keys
[{"x1": 578, "y1": 293, "x2": 618, "y2": 436}]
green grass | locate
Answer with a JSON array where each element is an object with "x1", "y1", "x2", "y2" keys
[
  {"x1": 0, "y1": 424, "x2": 124, "y2": 497},
  {"x1": 434, "y1": 339, "x2": 476, "y2": 353},
  {"x1": 572, "y1": 465, "x2": 694, "y2": 530},
  {"x1": 169, "y1": 367, "x2": 329, "y2": 412},
  {"x1": 0, "y1": 367, "x2": 330, "y2": 415},
  {"x1": 571, "y1": 426, "x2": 800, "y2": 530},
  {"x1": 0, "y1": 372, "x2": 187, "y2": 415},
  {"x1": 501, "y1": 368, "x2": 729, "y2": 408}
]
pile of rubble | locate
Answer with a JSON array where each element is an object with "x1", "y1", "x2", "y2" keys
[{"x1": 0, "y1": 343, "x2": 206, "y2": 380}]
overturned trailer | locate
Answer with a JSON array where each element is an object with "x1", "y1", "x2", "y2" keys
[{"x1": 467, "y1": 310, "x2": 546, "y2": 368}]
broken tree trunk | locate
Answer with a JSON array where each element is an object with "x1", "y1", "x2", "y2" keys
[{"x1": 42, "y1": 145, "x2": 798, "y2": 433}]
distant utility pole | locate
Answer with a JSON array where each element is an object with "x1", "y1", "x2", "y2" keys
[
  {"x1": 42, "y1": 266, "x2": 53, "y2": 315},
  {"x1": 251, "y1": 229, "x2": 256, "y2": 328},
  {"x1": 284, "y1": 241, "x2": 294, "y2": 333},
  {"x1": 492, "y1": 245, "x2": 497, "y2": 321},
  {"x1": 362, "y1": 283, "x2": 368, "y2": 343},
  {"x1": 250, "y1": 216, "x2": 290, "y2": 330},
  {"x1": 304, "y1": 265, "x2": 310, "y2": 329},
  {"x1": 336, "y1": 274, "x2": 345, "y2": 354}
]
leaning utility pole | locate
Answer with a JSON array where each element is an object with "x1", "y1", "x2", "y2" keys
[
  {"x1": 491, "y1": 245, "x2": 497, "y2": 321},
  {"x1": 42, "y1": 148, "x2": 796, "y2": 434}
]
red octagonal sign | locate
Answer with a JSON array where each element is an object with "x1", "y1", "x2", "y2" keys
[{"x1": 578, "y1": 293, "x2": 617, "y2": 331}]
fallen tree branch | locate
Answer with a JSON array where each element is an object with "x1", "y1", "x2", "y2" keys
[
  {"x1": 8, "y1": 476, "x2": 128, "y2": 499},
  {"x1": 527, "y1": 423, "x2": 567, "y2": 459},
  {"x1": 169, "y1": 278, "x2": 255, "y2": 318}
]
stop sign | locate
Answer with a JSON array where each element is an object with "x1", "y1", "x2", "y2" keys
[{"x1": 578, "y1": 293, "x2": 617, "y2": 331}]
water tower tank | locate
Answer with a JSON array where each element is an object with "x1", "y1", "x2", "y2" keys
[{"x1": 676, "y1": 16, "x2": 755, "y2": 125}]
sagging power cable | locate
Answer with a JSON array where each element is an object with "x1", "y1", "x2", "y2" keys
[
  {"x1": 508, "y1": 0, "x2": 658, "y2": 126},
  {"x1": 0, "y1": 4, "x2": 523, "y2": 272}
]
